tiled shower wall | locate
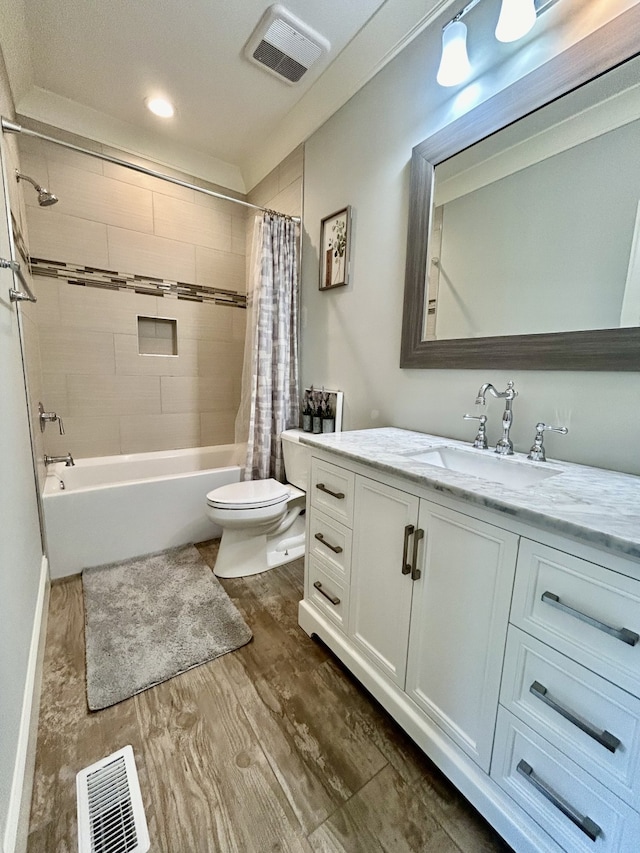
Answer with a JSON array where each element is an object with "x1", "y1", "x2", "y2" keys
[
  {"x1": 17, "y1": 128, "x2": 248, "y2": 458},
  {"x1": 247, "y1": 144, "x2": 303, "y2": 219}
]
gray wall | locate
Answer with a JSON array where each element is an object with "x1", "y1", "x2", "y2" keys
[
  {"x1": 301, "y1": 2, "x2": 640, "y2": 476},
  {"x1": 0, "y1": 46, "x2": 44, "y2": 852}
]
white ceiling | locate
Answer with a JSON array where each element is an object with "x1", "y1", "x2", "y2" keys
[{"x1": 3, "y1": 0, "x2": 453, "y2": 190}]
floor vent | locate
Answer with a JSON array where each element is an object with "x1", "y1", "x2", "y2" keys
[
  {"x1": 245, "y1": 4, "x2": 329, "y2": 84},
  {"x1": 76, "y1": 746, "x2": 150, "y2": 853}
]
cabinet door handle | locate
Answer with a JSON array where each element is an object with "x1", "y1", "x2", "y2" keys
[
  {"x1": 313, "y1": 581, "x2": 340, "y2": 605},
  {"x1": 516, "y1": 760, "x2": 601, "y2": 841},
  {"x1": 541, "y1": 591, "x2": 639, "y2": 646},
  {"x1": 314, "y1": 532, "x2": 343, "y2": 554},
  {"x1": 401, "y1": 524, "x2": 415, "y2": 575},
  {"x1": 316, "y1": 482, "x2": 345, "y2": 500},
  {"x1": 411, "y1": 529, "x2": 424, "y2": 581},
  {"x1": 530, "y1": 681, "x2": 620, "y2": 753}
]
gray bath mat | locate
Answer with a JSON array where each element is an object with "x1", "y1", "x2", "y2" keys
[{"x1": 82, "y1": 545, "x2": 252, "y2": 710}]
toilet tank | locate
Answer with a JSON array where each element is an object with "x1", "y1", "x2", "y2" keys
[{"x1": 281, "y1": 429, "x2": 310, "y2": 491}]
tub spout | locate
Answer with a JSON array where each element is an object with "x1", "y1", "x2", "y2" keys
[{"x1": 44, "y1": 452, "x2": 75, "y2": 467}]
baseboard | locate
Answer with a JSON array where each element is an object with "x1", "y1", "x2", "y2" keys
[{"x1": 3, "y1": 556, "x2": 49, "y2": 853}]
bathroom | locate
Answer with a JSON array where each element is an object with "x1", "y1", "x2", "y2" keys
[{"x1": 2, "y1": 0, "x2": 640, "y2": 851}]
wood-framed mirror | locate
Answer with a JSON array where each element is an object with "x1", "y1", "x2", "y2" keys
[{"x1": 400, "y1": 5, "x2": 640, "y2": 370}]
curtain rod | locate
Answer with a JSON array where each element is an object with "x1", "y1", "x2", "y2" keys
[{"x1": 1, "y1": 118, "x2": 301, "y2": 223}]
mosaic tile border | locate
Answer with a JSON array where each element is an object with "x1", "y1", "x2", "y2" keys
[{"x1": 29, "y1": 257, "x2": 247, "y2": 309}]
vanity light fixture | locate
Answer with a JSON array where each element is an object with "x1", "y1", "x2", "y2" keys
[
  {"x1": 495, "y1": 0, "x2": 537, "y2": 42},
  {"x1": 436, "y1": 0, "x2": 546, "y2": 87},
  {"x1": 436, "y1": 19, "x2": 472, "y2": 87},
  {"x1": 145, "y1": 96, "x2": 174, "y2": 118}
]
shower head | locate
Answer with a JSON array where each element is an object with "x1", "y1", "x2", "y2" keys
[{"x1": 15, "y1": 170, "x2": 58, "y2": 206}]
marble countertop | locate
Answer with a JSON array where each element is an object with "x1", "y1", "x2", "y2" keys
[{"x1": 299, "y1": 428, "x2": 640, "y2": 562}]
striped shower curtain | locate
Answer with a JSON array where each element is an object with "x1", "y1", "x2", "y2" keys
[{"x1": 235, "y1": 212, "x2": 299, "y2": 481}]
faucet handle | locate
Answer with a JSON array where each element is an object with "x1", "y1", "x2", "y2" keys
[
  {"x1": 38, "y1": 401, "x2": 65, "y2": 434},
  {"x1": 463, "y1": 413, "x2": 488, "y2": 449},
  {"x1": 527, "y1": 422, "x2": 568, "y2": 462}
]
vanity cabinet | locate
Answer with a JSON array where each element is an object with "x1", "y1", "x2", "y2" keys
[
  {"x1": 406, "y1": 501, "x2": 518, "y2": 771},
  {"x1": 307, "y1": 457, "x2": 520, "y2": 775},
  {"x1": 300, "y1": 443, "x2": 640, "y2": 853},
  {"x1": 491, "y1": 538, "x2": 640, "y2": 852},
  {"x1": 349, "y1": 477, "x2": 418, "y2": 687},
  {"x1": 306, "y1": 458, "x2": 355, "y2": 633}
]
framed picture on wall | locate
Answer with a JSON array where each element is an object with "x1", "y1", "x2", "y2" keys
[{"x1": 319, "y1": 206, "x2": 352, "y2": 290}]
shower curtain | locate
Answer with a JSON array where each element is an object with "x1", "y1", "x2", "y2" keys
[{"x1": 235, "y1": 212, "x2": 299, "y2": 481}]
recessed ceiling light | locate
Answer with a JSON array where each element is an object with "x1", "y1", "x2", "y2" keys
[{"x1": 145, "y1": 97, "x2": 174, "y2": 118}]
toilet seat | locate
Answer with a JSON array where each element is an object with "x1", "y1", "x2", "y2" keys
[{"x1": 206, "y1": 478, "x2": 290, "y2": 510}]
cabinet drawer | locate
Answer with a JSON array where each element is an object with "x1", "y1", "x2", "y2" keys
[
  {"x1": 511, "y1": 539, "x2": 640, "y2": 697},
  {"x1": 492, "y1": 708, "x2": 640, "y2": 853},
  {"x1": 308, "y1": 508, "x2": 352, "y2": 581},
  {"x1": 306, "y1": 555, "x2": 349, "y2": 632},
  {"x1": 502, "y1": 626, "x2": 640, "y2": 810},
  {"x1": 310, "y1": 458, "x2": 355, "y2": 526}
]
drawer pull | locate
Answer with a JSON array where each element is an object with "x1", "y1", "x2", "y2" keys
[
  {"x1": 314, "y1": 532, "x2": 343, "y2": 554},
  {"x1": 401, "y1": 524, "x2": 415, "y2": 575},
  {"x1": 313, "y1": 581, "x2": 340, "y2": 606},
  {"x1": 541, "y1": 591, "x2": 639, "y2": 646},
  {"x1": 316, "y1": 482, "x2": 345, "y2": 500},
  {"x1": 516, "y1": 760, "x2": 601, "y2": 842},
  {"x1": 411, "y1": 529, "x2": 424, "y2": 581},
  {"x1": 530, "y1": 681, "x2": 621, "y2": 753}
]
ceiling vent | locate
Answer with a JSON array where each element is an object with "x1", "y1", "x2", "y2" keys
[{"x1": 244, "y1": 5, "x2": 330, "y2": 84}]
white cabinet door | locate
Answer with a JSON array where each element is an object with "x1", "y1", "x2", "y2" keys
[
  {"x1": 406, "y1": 501, "x2": 519, "y2": 771},
  {"x1": 349, "y1": 477, "x2": 419, "y2": 687}
]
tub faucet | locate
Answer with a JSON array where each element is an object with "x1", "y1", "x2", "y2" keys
[
  {"x1": 38, "y1": 401, "x2": 65, "y2": 435},
  {"x1": 44, "y1": 452, "x2": 75, "y2": 467},
  {"x1": 475, "y1": 380, "x2": 518, "y2": 455}
]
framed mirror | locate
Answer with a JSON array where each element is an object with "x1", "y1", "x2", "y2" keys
[{"x1": 400, "y1": 5, "x2": 640, "y2": 370}]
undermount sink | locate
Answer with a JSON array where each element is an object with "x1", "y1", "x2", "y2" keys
[{"x1": 407, "y1": 446, "x2": 561, "y2": 489}]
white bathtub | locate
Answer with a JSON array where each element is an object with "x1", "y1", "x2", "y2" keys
[{"x1": 43, "y1": 444, "x2": 245, "y2": 578}]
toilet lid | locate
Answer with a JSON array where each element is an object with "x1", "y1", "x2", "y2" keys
[{"x1": 206, "y1": 478, "x2": 290, "y2": 509}]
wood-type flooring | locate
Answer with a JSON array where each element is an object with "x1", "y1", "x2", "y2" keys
[{"x1": 27, "y1": 539, "x2": 513, "y2": 852}]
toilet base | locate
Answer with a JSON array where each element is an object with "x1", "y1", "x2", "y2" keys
[{"x1": 214, "y1": 513, "x2": 306, "y2": 578}]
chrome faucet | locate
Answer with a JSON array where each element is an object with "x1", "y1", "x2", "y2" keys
[
  {"x1": 475, "y1": 380, "x2": 518, "y2": 455},
  {"x1": 463, "y1": 413, "x2": 488, "y2": 449},
  {"x1": 44, "y1": 452, "x2": 75, "y2": 467},
  {"x1": 527, "y1": 422, "x2": 568, "y2": 462}
]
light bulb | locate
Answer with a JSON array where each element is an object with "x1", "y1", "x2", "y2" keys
[
  {"x1": 436, "y1": 20, "x2": 471, "y2": 88},
  {"x1": 495, "y1": 0, "x2": 537, "y2": 43},
  {"x1": 145, "y1": 97, "x2": 175, "y2": 118}
]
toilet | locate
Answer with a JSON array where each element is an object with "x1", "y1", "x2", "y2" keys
[{"x1": 205, "y1": 429, "x2": 309, "y2": 578}]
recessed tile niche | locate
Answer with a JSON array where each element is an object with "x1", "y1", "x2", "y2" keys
[{"x1": 137, "y1": 316, "x2": 177, "y2": 356}]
